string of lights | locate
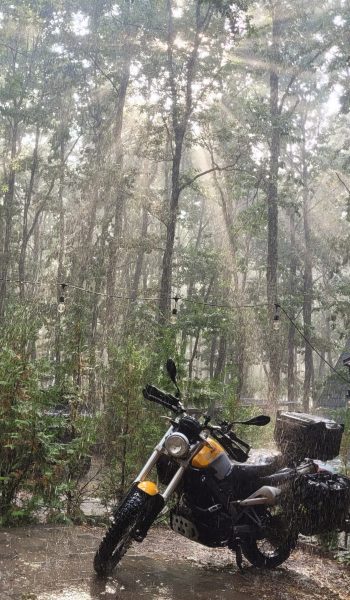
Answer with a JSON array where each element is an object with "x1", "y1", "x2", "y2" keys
[
  {"x1": 0, "y1": 277, "x2": 165, "y2": 302},
  {"x1": 1, "y1": 276, "x2": 349, "y2": 384},
  {"x1": 0, "y1": 277, "x2": 270, "y2": 310}
]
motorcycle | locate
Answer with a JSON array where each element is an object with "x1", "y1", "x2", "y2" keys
[{"x1": 94, "y1": 359, "x2": 350, "y2": 576}]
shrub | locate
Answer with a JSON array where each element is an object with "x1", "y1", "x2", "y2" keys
[{"x1": 0, "y1": 347, "x2": 95, "y2": 524}]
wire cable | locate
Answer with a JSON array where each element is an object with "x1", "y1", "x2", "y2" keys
[{"x1": 278, "y1": 304, "x2": 350, "y2": 385}]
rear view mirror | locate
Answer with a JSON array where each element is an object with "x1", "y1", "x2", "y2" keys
[
  {"x1": 166, "y1": 358, "x2": 177, "y2": 384},
  {"x1": 166, "y1": 358, "x2": 181, "y2": 399}
]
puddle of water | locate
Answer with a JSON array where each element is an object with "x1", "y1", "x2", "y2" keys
[
  {"x1": 36, "y1": 556, "x2": 251, "y2": 600},
  {"x1": 0, "y1": 526, "x2": 253, "y2": 600},
  {"x1": 5, "y1": 525, "x2": 348, "y2": 600}
]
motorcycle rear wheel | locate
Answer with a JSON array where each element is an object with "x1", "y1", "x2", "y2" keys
[
  {"x1": 241, "y1": 515, "x2": 297, "y2": 569},
  {"x1": 93, "y1": 489, "x2": 148, "y2": 576}
]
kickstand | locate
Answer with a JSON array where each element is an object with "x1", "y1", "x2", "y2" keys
[{"x1": 235, "y1": 544, "x2": 243, "y2": 572}]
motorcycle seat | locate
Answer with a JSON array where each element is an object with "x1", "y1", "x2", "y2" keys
[
  {"x1": 231, "y1": 453, "x2": 284, "y2": 479},
  {"x1": 228, "y1": 455, "x2": 290, "y2": 497},
  {"x1": 231, "y1": 461, "x2": 281, "y2": 481}
]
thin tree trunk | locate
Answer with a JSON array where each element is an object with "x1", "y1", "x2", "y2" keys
[
  {"x1": 159, "y1": 0, "x2": 209, "y2": 320},
  {"x1": 211, "y1": 166, "x2": 239, "y2": 291},
  {"x1": 188, "y1": 333, "x2": 200, "y2": 381},
  {"x1": 129, "y1": 164, "x2": 158, "y2": 300},
  {"x1": 119, "y1": 395, "x2": 130, "y2": 496},
  {"x1": 158, "y1": 140, "x2": 183, "y2": 318},
  {"x1": 288, "y1": 210, "x2": 297, "y2": 404},
  {"x1": 325, "y1": 316, "x2": 334, "y2": 370},
  {"x1": 105, "y1": 57, "x2": 131, "y2": 332},
  {"x1": 301, "y1": 121, "x2": 313, "y2": 412},
  {"x1": 235, "y1": 331, "x2": 245, "y2": 401},
  {"x1": 266, "y1": 4, "x2": 281, "y2": 407},
  {"x1": 19, "y1": 124, "x2": 40, "y2": 300},
  {"x1": 180, "y1": 198, "x2": 206, "y2": 357},
  {"x1": 55, "y1": 138, "x2": 66, "y2": 387},
  {"x1": 209, "y1": 337, "x2": 217, "y2": 380},
  {"x1": 0, "y1": 120, "x2": 18, "y2": 317},
  {"x1": 188, "y1": 277, "x2": 214, "y2": 380},
  {"x1": 214, "y1": 334, "x2": 227, "y2": 380}
]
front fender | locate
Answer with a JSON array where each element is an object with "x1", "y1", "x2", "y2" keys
[
  {"x1": 137, "y1": 480, "x2": 159, "y2": 496},
  {"x1": 133, "y1": 483, "x2": 165, "y2": 540}
]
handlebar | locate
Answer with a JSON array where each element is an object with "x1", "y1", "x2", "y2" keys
[
  {"x1": 143, "y1": 384, "x2": 183, "y2": 414},
  {"x1": 143, "y1": 383, "x2": 264, "y2": 462}
]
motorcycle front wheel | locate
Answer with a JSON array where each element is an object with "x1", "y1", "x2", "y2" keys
[
  {"x1": 93, "y1": 488, "x2": 148, "y2": 576},
  {"x1": 241, "y1": 515, "x2": 297, "y2": 569}
]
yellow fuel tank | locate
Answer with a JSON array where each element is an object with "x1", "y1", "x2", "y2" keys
[{"x1": 191, "y1": 437, "x2": 225, "y2": 468}]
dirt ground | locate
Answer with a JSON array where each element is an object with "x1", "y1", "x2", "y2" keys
[{"x1": 0, "y1": 525, "x2": 349, "y2": 600}]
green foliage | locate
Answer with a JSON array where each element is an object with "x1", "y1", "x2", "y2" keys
[
  {"x1": 0, "y1": 344, "x2": 96, "y2": 525},
  {"x1": 98, "y1": 340, "x2": 166, "y2": 503},
  {"x1": 317, "y1": 530, "x2": 340, "y2": 553},
  {"x1": 0, "y1": 347, "x2": 51, "y2": 524}
]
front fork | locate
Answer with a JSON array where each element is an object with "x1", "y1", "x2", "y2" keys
[
  {"x1": 131, "y1": 426, "x2": 203, "y2": 539},
  {"x1": 134, "y1": 425, "x2": 200, "y2": 501}
]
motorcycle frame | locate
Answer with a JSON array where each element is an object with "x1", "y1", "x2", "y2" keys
[{"x1": 131, "y1": 420, "x2": 321, "y2": 550}]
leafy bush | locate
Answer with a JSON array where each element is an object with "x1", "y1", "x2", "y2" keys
[
  {"x1": 98, "y1": 340, "x2": 166, "y2": 504},
  {"x1": 0, "y1": 347, "x2": 95, "y2": 525}
]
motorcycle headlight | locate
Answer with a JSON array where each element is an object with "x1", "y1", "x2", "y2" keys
[{"x1": 164, "y1": 433, "x2": 190, "y2": 458}]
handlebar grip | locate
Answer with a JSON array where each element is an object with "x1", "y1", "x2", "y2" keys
[{"x1": 143, "y1": 385, "x2": 179, "y2": 412}]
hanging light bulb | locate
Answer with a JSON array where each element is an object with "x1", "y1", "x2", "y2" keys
[
  {"x1": 58, "y1": 283, "x2": 67, "y2": 314},
  {"x1": 273, "y1": 303, "x2": 280, "y2": 331},
  {"x1": 58, "y1": 300, "x2": 65, "y2": 314},
  {"x1": 171, "y1": 295, "x2": 179, "y2": 324}
]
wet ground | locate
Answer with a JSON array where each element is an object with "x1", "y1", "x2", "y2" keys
[{"x1": 0, "y1": 525, "x2": 349, "y2": 600}]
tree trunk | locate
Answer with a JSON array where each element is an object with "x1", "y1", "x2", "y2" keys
[
  {"x1": 234, "y1": 330, "x2": 245, "y2": 401},
  {"x1": 180, "y1": 197, "x2": 206, "y2": 357},
  {"x1": 188, "y1": 331, "x2": 200, "y2": 381},
  {"x1": 266, "y1": 4, "x2": 281, "y2": 406},
  {"x1": 19, "y1": 124, "x2": 40, "y2": 300},
  {"x1": 159, "y1": 0, "x2": 207, "y2": 320},
  {"x1": 105, "y1": 54, "x2": 131, "y2": 333},
  {"x1": 159, "y1": 138, "x2": 183, "y2": 319},
  {"x1": 119, "y1": 395, "x2": 130, "y2": 496},
  {"x1": 54, "y1": 138, "x2": 66, "y2": 387},
  {"x1": 209, "y1": 336, "x2": 217, "y2": 379},
  {"x1": 288, "y1": 209, "x2": 297, "y2": 404},
  {"x1": 0, "y1": 120, "x2": 18, "y2": 317},
  {"x1": 301, "y1": 122, "x2": 313, "y2": 412},
  {"x1": 211, "y1": 166, "x2": 239, "y2": 291},
  {"x1": 214, "y1": 334, "x2": 227, "y2": 379}
]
